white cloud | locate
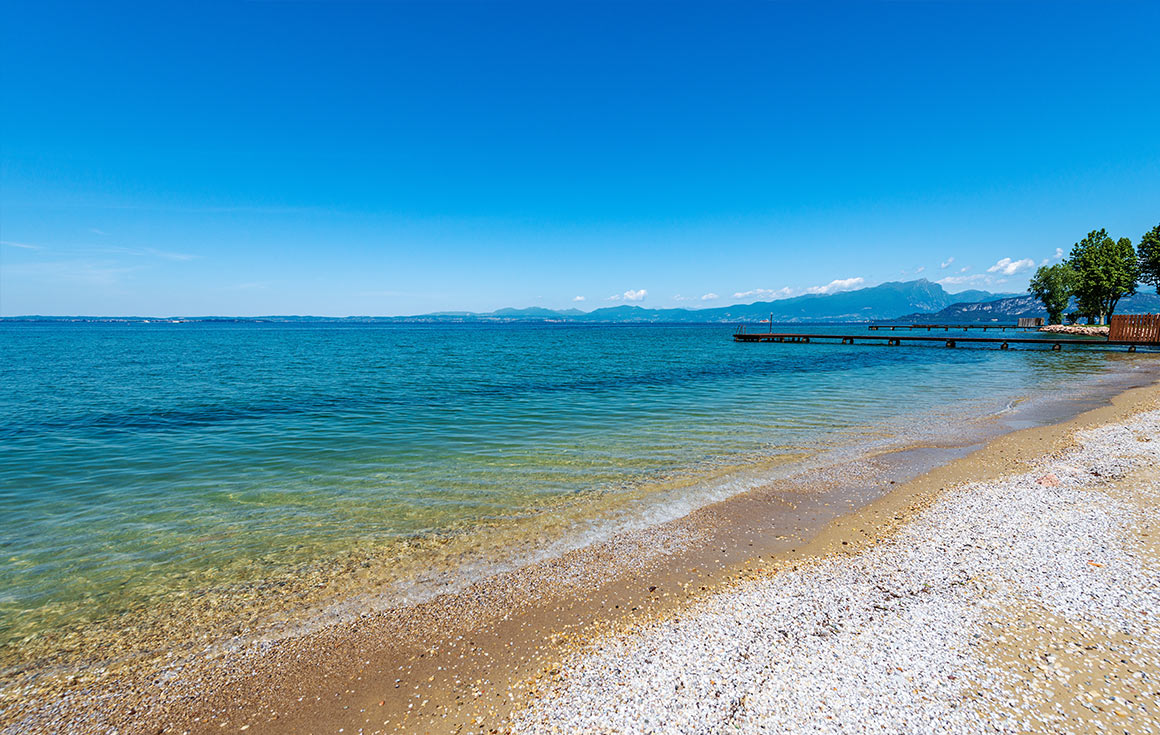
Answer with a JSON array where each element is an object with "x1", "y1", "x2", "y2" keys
[
  {"x1": 960, "y1": 266, "x2": 971, "y2": 273},
  {"x1": 1054, "y1": 247, "x2": 1064, "y2": 259},
  {"x1": 986, "y1": 257, "x2": 1035, "y2": 276},
  {"x1": 804, "y1": 277, "x2": 864, "y2": 295},
  {"x1": 1, "y1": 240, "x2": 42, "y2": 250},
  {"x1": 90, "y1": 228, "x2": 107, "y2": 236},
  {"x1": 936, "y1": 274, "x2": 986, "y2": 287},
  {"x1": 940, "y1": 257, "x2": 955, "y2": 269},
  {"x1": 701, "y1": 293, "x2": 719, "y2": 301},
  {"x1": 733, "y1": 287, "x2": 793, "y2": 300},
  {"x1": 608, "y1": 289, "x2": 647, "y2": 302},
  {"x1": 915, "y1": 266, "x2": 926, "y2": 274},
  {"x1": 572, "y1": 295, "x2": 585, "y2": 302}
]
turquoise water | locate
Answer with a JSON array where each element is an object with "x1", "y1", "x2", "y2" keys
[{"x1": 0, "y1": 322, "x2": 1152, "y2": 671}]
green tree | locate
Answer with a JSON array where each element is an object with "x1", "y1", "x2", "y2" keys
[
  {"x1": 1068, "y1": 229, "x2": 1138, "y2": 324},
  {"x1": 1027, "y1": 263, "x2": 1075, "y2": 324},
  {"x1": 1139, "y1": 223, "x2": 1160, "y2": 293}
]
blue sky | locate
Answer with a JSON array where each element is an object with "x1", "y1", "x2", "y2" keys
[{"x1": 2, "y1": 0, "x2": 1158, "y2": 316}]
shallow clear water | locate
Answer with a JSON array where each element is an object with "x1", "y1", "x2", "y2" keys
[{"x1": 0, "y1": 322, "x2": 1152, "y2": 659}]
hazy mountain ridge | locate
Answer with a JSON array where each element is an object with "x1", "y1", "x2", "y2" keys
[
  {"x1": 469, "y1": 279, "x2": 1015, "y2": 323},
  {"x1": 2, "y1": 280, "x2": 1026, "y2": 323},
  {"x1": 430, "y1": 279, "x2": 1014, "y2": 323}
]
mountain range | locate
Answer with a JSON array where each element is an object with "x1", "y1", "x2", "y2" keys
[
  {"x1": 397, "y1": 280, "x2": 1018, "y2": 323},
  {"x1": 8, "y1": 279, "x2": 1158, "y2": 324}
]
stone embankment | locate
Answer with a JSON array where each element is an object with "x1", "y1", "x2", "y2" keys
[{"x1": 1039, "y1": 324, "x2": 1109, "y2": 337}]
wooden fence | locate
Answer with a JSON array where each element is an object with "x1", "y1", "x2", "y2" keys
[{"x1": 1109, "y1": 314, "x2": 1160, "y2": 343}]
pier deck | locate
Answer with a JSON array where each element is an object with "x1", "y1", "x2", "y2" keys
[
  {"x1": 867, "y1": 324, "x2": 1037, "y2": 331},
  {"x1": 733, "y1": 332, "x2": 1155, "y2": 351}
]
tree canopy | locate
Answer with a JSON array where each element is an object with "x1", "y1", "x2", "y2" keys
[
  {"x1": 1140, "y1": 223, "x2": 1160, "y2": 294},
  {"x1": 1067, "y1": 229, "x2": 1138, "y2": 324},
  {"x1": 1027, "y1": 263, "x2": 1075, "y2": 325}
]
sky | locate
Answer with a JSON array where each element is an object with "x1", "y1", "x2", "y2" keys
[{"x1": 2, "y1": 0, "x2": 1158, "y2": 316}]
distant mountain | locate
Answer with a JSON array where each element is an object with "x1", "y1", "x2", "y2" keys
[
  {"x1": 1, "y1": 280, "x2": 1021, "y2": 325},
  {"x1": 491, "y1": 307, "x2": 587, "y2": 317},
  {"x1": 399, "y1": 279, "x2": 1016, "y2": 324},
  {"x1": 893, "y1": 291, "x2": 1160, "y2": 324}
]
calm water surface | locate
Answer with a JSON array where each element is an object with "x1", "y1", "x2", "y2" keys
[{"x1": 0, "y1": 322, "x2": 1153, "y2": 663}]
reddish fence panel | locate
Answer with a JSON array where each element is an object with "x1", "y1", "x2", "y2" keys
[{"x1": 1109, "y1": 314, "x2": 1160, "y2": 343}]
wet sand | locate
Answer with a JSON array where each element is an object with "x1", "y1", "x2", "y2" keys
[{"x1": 4, "y1": 376, "x2": 1160, "y2": 734}]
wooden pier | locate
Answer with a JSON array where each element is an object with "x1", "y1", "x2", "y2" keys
[
  {"x1": 733, "y1": 331, "x2": 1155, "y2": 352},
  {"x1": 867, "y1": 323, "x2": 1038, "y2": 332}
]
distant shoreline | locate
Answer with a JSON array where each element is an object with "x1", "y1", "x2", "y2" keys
[{"x1": 5, "y1": 276, "x2": 1158, "y2": 325}]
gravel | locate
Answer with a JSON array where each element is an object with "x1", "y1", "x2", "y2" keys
[{"x1": 512, "y1": 409, "x2": 1160, "y2": 734}]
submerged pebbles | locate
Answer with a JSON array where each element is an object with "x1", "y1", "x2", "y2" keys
[{"x1": 512, "y1": 410, "x2": 1160, "y2": 734}]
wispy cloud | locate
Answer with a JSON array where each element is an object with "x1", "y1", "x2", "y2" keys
[
  {"x1": 2, "y1": 259, "x2": 140, "y2": 287},
  {"x1": 90, "y1": 228, "x2": 107, "y2": 236},
  {"x1": 608, "y1": 289, "x2": 647, "y2": 302},
  {"x1": 701, "y1": 292, "x2": 719, "y2": 301},
  {"x1": 940, "y1": 257, "x2": 955, "y2": 269},
  {"x1": 1054, "y1": 247, "x2": 1064, "y2": 259},
  {"x1": 915, "y1": 265, "x2": 926, "y2": 274},
  {"x1": 101, "y1": 246, "x2": 197, "y2": 262},
  {"x1": 572, "y1": 295, "x2": 586, "y2": 302},
  {"x1": 4, "y1": 241, "x2": 197, "y2": 262},
  {"x1": 804, "y1": 277, "x2": 864, "y2": 295},
  {"x1": 986, "y1": 257, "x2": 1035, "y2": 276},
  {"x1": 733, "y1": 287, "x2": 793, "y2": 300}
]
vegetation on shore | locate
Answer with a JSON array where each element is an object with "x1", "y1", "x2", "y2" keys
[
  {"x1": 1028, "y1": 223, "x2": 1159, "y2": 325},
  {"x1": 1140, "y1": 224, "x2": 1160, "y2": 293}
]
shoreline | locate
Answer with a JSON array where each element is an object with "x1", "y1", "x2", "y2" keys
[
  {"x1": 513, "y1": 384, "x2": 1160, "y2": 733},
  {"x1": 4, "y1": 370, "x2": 1160, "y2": 734}
]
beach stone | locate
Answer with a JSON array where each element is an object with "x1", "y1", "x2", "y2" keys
[{"x1": 510, "y1": 407, "x2": 1160, "y2": 735}]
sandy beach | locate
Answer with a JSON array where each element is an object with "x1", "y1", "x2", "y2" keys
[{"x1": 1, "y1": 377, "x2": 1156, "y2": 734}]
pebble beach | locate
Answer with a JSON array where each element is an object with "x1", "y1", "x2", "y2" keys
[{"x1": 511, "y1": 403, "x2": 1160, "y2": 733}]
